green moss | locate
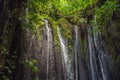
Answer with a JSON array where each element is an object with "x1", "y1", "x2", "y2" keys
[
  {"x1": 58, "y1": 18, "x2": 74, "y2": 52},
  {"x1": 0, "y1": 47, "x2": 9, "y2": 58},
  {"x1": 91, "y1": 0, "x2": 118, "y2": 29},
  {"x1": 58, "y1": 18, "x2": 73, "y2": 40},
  {"x1": 24, "y1": 59, "x2": 39, "y2": 73}
]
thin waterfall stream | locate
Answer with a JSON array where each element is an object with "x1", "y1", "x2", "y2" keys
[
  {"x1": 98, "y1": 53, "x2": 106, "y2": 80},
  {"x1": 44, "y1": 19, "x2": 55, "y2": 80},
  {"x1": 93, "y1": 16, "x2": 112, "y2": 80},
  {"x1": 74, "y1": 25, "x2": 78, "y2": 80},
  {"x1": 93, "y1": 31, "x2": 112, "y2": 80},
  {"x1": 87, "y1": 26, "x2": 98, "y2": 80},
  {"x1": 87, "y1": 25, "x2": 112, "y2": 80},
  {"x1": 44, "y1": 19, "x2": 50, "y2": 80},
  {"x1": 57, "y1": 27, "x2": 74, "y2": 80}
]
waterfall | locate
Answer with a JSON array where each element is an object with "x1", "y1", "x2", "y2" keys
[
  {"x1": 74, "y1": 25, "x2": 87, "y2": 80},
  {"x1": 23, "y1": 19, "x2": 112, "y2": 80},
  {"x1": 93, "y1": 15, "x2": 112, "y2": 80},
  {"x1": 74, "y1": 25, "x2": 78, "y2": 80},
  {"x1": 93, "y1": 31, "x2": 112, "y2": 80},
  {"x1": 57, "y1": 27, "x2": 74, "y2": 80},
  {"x1": 87, "y1": 25, "x2": 112, "y2": 80},
  {"x1": 87, "y1": 25, "x2": 98, "y2": 80},
  {"x1": 98, "y1": 53, "x2": 108, "y2": 80},
  {"x1": 98, "y1": 52, "x2": 112, "y2": 80},
  {"x1": 44, "y1": 19, "x2": 56, "y2": 80},
  {"x1": 44, "y1": 19, "x2": 50, "y2": 80}
]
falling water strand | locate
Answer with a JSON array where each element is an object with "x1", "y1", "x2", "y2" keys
[
  {"x1": 98, "y1": 53, "x2": 106, "y2": 80},
  {"x1": 57, "y1": 27, "x2": 73, "y2": 80},
  {"x1": 94, "y1": 32, "x2": 107, "y2": 80},
  {"x1": 88, "y1": 27, "x2": 94, "y2": 80},
  {"x1": 74, "y1": 25, "x2": 78, "y2": 80},
  {"x1": 87, "y1": 26, "x2": 97, "y2": 80},
  {"x1": 57, "y1": 27, "x2": 68, "y2": 64},
  {"x1": 92, "y1": 15, "x2": 112, "y2": 80},
  {"x1": 44, "y1": 20, "x2": 50, "y2": 80},
  {"x1": 94, "y1": 31, "x2": 110, "y2": 80}
]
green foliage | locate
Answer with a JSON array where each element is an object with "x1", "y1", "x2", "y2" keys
[
  {"x1": 0, "y1": 47, "x2": 17, "y2": 80},
  {"x1": 26, "y1": 0, "x2": 98, "y2": 52},
  {"x1": 27, "y1": 13, "x2": 45, "y2": 33},
  {"x1": 2, "y1": 76, "x2": 10, "y2": 80},
  {"x1": 27, "y1": 0, "x2": 98, "y2": 23},
  {"x1": 0, "y1": 59, "x2": 16, "y2": 80},
  {"x1": 27, "y1": 0, "x2": 118, "y2": 32},
  {"x1": 26, "y1": 0, "x2": 119, "y2": 55},
  {"x1": 1, "y1": 47, "x2": 8, "y2": 57},
  {"x1": 35, "y1": 77, "x2": 39, "y2": 80},
  {"x1": 58, "y1": 18, "x2": 74, "y2": 52},
  {"x1": 25, "y1": 59, "x2": 39, "y2": 73},
  {"x1": 58, "y1": 18, "x2": 72, "y2": 40},
  {"x1": 58, "y1": 0, "x2": 97, "y2": 16},
  {"x1": 93, "y1": 0, "x2": 118, "y2": 28},
  {"x1": 27, "y1": 0, "x2": 98, "y2": 40}
]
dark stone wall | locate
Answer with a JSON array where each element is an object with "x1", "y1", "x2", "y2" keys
[{"x1": 0, "y1": 0, "x2": 27, "y2": 80}]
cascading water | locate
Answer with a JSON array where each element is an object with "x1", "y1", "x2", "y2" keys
[
  {"x1": 74, "y1": 25, "x2": 87, "y2": 80},
  {"x1": 43, "y1": 19, "x2": 56, "y2": 80},
  {"x1": 87, "y1": 25, "x2": 99, "y2": 80},
  {"x1": 87, "y1": 25, "x2": 112, "y2": 80},
  {"x1": 93, "y1": 15, "x2": 112, "y2": 80},
  {"x1": 93, "y1": 31, "x2": 112, "y2": 80},
  {"x1": 57, "y1": 27, "x2": 74, "y2": 80},
  {"x1": 44, "y1": 19, "x2": 50, "y2": 80},
  {"x1": 23, "y1": 19, "x2": 113, "y2": 80},
  {"x1": 74, "y1": 25, "x2": 79, "y2": 80}
]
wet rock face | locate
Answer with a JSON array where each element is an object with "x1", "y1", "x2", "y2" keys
[
  {"x1": 0, "y1": 0, "x2": 26, "y2": 80},
  {"x1": 21, "y1": 22, "x2": 114, "y2": 80},
  {"x1": 1, "y1": 10, "x2": 117, "y2": 80},
  {"x1": 105, "y1": 19, "x2": 120, "y2": 80},
  {"x1": 22, "y1": 20, "x2": 57, "y2": 80},
  {"x1": 39, "y1": 26, "x2": 56, "y2": 80}
]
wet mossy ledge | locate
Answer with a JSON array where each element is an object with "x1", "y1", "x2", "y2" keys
[
  {"x1": 25, "y1": 0, "x2": 119, "y2": 57},
  {"x1": 26, "y1": 12, "x2": 86, "y2": 51}
]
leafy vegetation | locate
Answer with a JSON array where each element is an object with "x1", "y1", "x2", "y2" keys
[
  {"x1": 27, "y1": 0, "x2": 118, "y2": 30},
  {"x1": 92, "y1": 0, "x2": 118, "y2": 29},
  {"x1": 27, "y1": 0, "x2": 97, "y2": 50},
  {"x1": 0, "y1": 0, "x2": 119, "y2": 80},
  {"x1": 25, "y1": 0, "x2": 119, "y2": 62},
  {"x1": 24, "y1": 59, "x2": 39, "y2": 73}
]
